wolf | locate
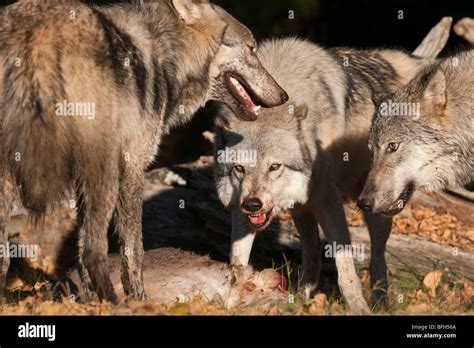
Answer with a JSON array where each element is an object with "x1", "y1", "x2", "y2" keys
[
  {"x1": 214, "y1": 29, "x2": 447, "y2": 311},
  {"x1": 0, "y1": 0, "x2": 287, "y2": 303},
  {"x1": 358, "y1": 50, "x2": 474, "y2": 216}
]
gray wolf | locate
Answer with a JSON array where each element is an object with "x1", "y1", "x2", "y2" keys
[
  {"x1": 214, "y1": 32, "x2": 446, "y2": 312},
  {"x1": 358, "y1": 50, "x2": 473, "y2": 216},
  {"x1": 0, "y1": 0, "x2": 287, "y2": 302}
]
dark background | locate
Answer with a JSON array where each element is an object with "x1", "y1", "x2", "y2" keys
[
  {"x1": 214, "y1": 0, "x2": 473, "y2": 54},
  {"x1": 3, "y1": 0, "x2": 472, "y2": 52}
]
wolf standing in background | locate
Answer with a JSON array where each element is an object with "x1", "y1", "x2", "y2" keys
[
  {"x1": 359, "y1": 50, "x2": 473, "y2": 216},
  {"x1": 0, "y1": 0, "x2": 287, "y2": 302},
  {"x1": 214, "y1": 20, "x2": 449, "y2": 312}
]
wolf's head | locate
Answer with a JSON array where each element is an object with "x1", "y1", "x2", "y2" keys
[
  {"x1": 169, "y1": 0, "x2": 288, "y2": 120},
  {"x1": 358, "y1": 65, "x2": 452, "y2": 216},
  {"x1": 214, "y1": 104, "x2": 312, "y2": 231}
]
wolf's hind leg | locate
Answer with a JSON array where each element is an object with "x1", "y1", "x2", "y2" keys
[
  {"x1": 0, "y1": 173, "x2": 12, "y2": 300},
  {"x1": 77, "y1": 172, "x2": 119, "y2": 304},
  {"x1": 114, "y1": 167, "x2": 145, "y2": 300},
  {"x1": 292, "y1": 208, "x2": 321, "y2": 299},
  {"x1": 314, "y1": 172, "x2": 371, "y2": 314},
  {"x1": 364, "y1": 212, "x2": 392, "y2": 310},
  {"x1": 230, "y1": 208, "x2": 256, "y2": 267}
]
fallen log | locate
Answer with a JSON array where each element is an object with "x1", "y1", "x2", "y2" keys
[{"x1": 350, "y1": 227, "x2": 474, "y2": 281}]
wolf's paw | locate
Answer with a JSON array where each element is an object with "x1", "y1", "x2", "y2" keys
[
  {"x1": 125, "y1": 286, "x2": 146, "y2": 302},
  {"x1": 299, "y1": 283, "x2": 317, "y2": 302},
  {"x1": 371, "y1": 289, "x2": 389, "y2": 312}
]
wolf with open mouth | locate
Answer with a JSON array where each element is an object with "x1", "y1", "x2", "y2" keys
[
  {"x1": 214, "y1": 21, "x2": 450, "y2": 312},
  {"x1": 359, "y1": 50, "x2": 474, "y2": 216}
]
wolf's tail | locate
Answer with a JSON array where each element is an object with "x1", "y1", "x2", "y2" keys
[
  {"x1": 412, "y1": 17, "x2": 452, "y2": 59},
  {"x1": 1, "y1": 54, "x2": 72, "y2": 214}
]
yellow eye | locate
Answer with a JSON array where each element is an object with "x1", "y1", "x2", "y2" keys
[
  {"x1": 234, "y1": 165, "x2": 245, "y2": 173},
  {"x1": 387, "y1": 142, "x2": 399, "y2": 152},
  {"x1": 269, "y1": 163, "x2": 282, "y2": 171}
]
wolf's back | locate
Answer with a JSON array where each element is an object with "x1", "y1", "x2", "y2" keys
[{"x1": 256, "y1": 38, "x2": 346, "y2": 118}]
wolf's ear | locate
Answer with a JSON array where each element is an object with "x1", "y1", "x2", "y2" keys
[
  {"x1": 291, "y1": 104, "x2": 308, "y2": 120},
  {"x1": 422, "y1": 69, "x2": 446, "y2": 113},
  {"x1": 171, "y1": 0, "x2": 208, "y2": 25}
]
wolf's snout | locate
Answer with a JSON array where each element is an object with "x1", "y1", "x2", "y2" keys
[
  {"x1": 241, "y1": 197, "x2": 263, "y2": 212},
  {"x1": 357, "y1": 197, "x2": 374, "y2": 212},
  {"x1": 280, "y1": 91, "x2": 289, "y2": 104},
  {"x1": 263, "y1": 86, "x2": 288, "y2": 108}
]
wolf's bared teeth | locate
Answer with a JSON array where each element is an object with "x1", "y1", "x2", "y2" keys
[{"x1": 253, "y1": 105, "x2": 261, "y2": 114}]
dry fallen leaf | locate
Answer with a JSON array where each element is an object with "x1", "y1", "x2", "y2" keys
[
  {"x1": 467, "y1": 230, "x2": 474, "y2": 241},
  {"x1": 423, "y1": 270, "x2": 443, "y2": 298},
  {"x1": 309, "y1": 293, "x2": 329, "y2": 315}
]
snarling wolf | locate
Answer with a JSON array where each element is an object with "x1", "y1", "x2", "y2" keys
[
  {"x1": 359, "y1": 50, "x2": 474, "y2": 216},
  {"x1": 214, "y1": 27, "x2": 448, "y2": 311},
  {"x1": 0, "y1": 0, "x2": 287, "y2": 302}
]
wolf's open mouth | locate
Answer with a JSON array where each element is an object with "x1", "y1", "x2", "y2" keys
[
  {"x1": 383, "y1": 181, "x2": 415, "y2": 216},
  {"x1": 225, "y1": 72, "x2": 262, "y2": 118},
  {"x1": 246, "y1": 208, "x2": 273, "y2": 231}
]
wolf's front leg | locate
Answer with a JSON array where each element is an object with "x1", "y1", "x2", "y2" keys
[
  {"x1": 292, "y1": 208, "x2": 321, "y2": 299},
  {"x1": 364, "y1": 212, "x2": 392, "y2": 309},
  {"x1": 114, "y1": 168, "x2": 146, "y2": 301},
  {"x1": 230, "y1": 208, "x2": 256, "y2": 266},
  {"x1": 313, "y1": 172, "x2": 371, "y2": 314}
]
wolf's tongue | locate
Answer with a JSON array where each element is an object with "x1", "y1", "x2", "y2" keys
[
  {"x1": 248, "y1": 213, "x2": 266, "y2": 225},
  {"x1": 229, "y1": 76, "x2": 260, "y2": 115}
]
